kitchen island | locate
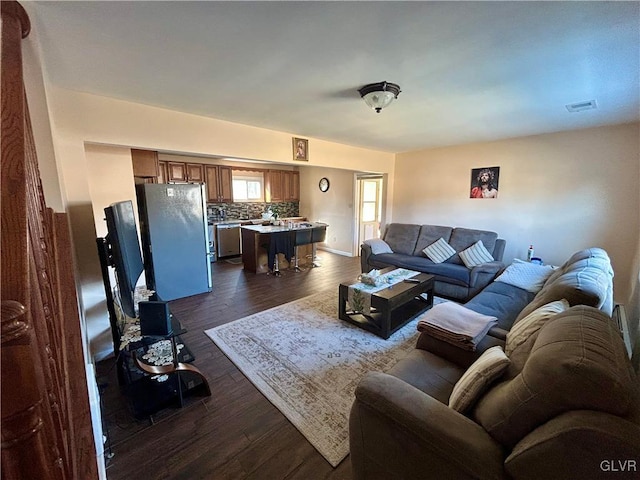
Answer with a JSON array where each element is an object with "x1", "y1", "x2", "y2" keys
[{"x1": 241, "y1": 223, "x2": 328, "y2": 274}]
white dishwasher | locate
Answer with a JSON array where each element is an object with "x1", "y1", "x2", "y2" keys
[{"x1": 216, "y1": 223, "x2": 241, "y2": 258}]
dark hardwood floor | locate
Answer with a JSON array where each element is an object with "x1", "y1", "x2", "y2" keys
[{"x1": 97, "y1": 252, "x2": 362, "y2": 480}]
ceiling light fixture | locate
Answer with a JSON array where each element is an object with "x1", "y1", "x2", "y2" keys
[{"x1": 358, "y1": 81, "x2": 401, "y2": 113}]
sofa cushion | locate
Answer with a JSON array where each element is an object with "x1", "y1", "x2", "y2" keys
[
  {"x1": 413, "y1": 225, "x2": 454, "y2": 256},
  {"x1": 459, "y1": 240, "x2": 494, "y2": 268},
  {"x1": 369, "y1": 253, "x2": 474, "y2": 286},
  {"x1": 464, "y1": 281, "x2": 535, "y2": 333},
  {"x1": 474, "y1": 306, "x2": 635, "y2": 448},
  {"x1": 447, "y1": 228, "x2": 498, "y2": 265},
  {"x1": 383, "y1": 224, "x2": 421, "y2": 256},
  {"x1": 495, "y1": 259, "x2": 555, "y2": 293},
  {"x1": 449, "y1": 346, "x2": 510, "y2": 413},
  {"x1": 364, "y1": 238, "x2": 393, "y2": 255},
  {"x1": 515, "y1": 248, "x2": 614, "y2": 322},
  {"x1": 422, "y1": 237, "x2": 456, "y2": 264},
  {"x1": 505, "y1": 299, "x2": 570, "y2": 365},
  {"x1": 388, "y1": 349, "x2": 465, "y2": 403}
]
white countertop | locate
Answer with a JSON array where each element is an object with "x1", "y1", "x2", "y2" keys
[
  {"x1": 241, "y1": 222, "x2": 327, "y2": 233},
  {"x1": 211, "y1": 216, "x2": 306, "y2": 226}
]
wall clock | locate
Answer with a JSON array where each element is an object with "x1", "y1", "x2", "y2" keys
[{"x1": 319, "y1": 177, "x2": 330, "y2": 192}]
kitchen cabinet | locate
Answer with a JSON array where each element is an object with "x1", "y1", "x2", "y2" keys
[
  {"x1": 267, "y1": 170, "x2": 299, "y2": 202},
  {"x1": 132, "y1": 149, "x2": 159, "y2": 179},
  {"x1": 283, "y1": 171, "x2": 300, "y2": 201},
  {"x1": 165, "y1": 162, "x2": 204, "y2": 183},
  {"x1": 147, "y1": 159, "x2": 297, "y2": 203},
  {"x1": 205, "y1": 165, "x2": 233, "y2": 202},
  {"x1": 166, "y1": 162, "x2": 187, "y2": 182},
  {"x1": 158, "y1": 160, "x2": 168, "y2": 184},
  {"x1": 186, "y1": 163, "x2": 204, "y2": 183},
  {"x1": 266, "y1": 170, "x2": 284, "y2": 202}
]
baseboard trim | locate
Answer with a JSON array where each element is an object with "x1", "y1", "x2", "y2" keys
[{"x1": 318, "y1": 246, "x2": 353, "y2": 257}]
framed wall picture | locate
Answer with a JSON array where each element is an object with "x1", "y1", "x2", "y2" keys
[
  {"x1": 470, "y1": 166, "x2": 499, "y2": 198},
  {"x1": 293, "y1": 137, "x2": 308, "y2": 161}
]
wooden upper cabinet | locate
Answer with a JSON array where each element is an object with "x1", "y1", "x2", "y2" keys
[
  {"x1": 131, "y1": 149, "x2": 159, "y2": 178},
  {"x1": 267, "y1": 170, "x2": 284, "y2": 202},
  {"x1": 140, "y1": 156, "x2": 292, "y2": 204},
  {"x1": 205, "y1": 165, "x2": 233, "y2": 202},
  {"x1": 186, "y1": 163, "x2": 204, "y2": 183},
  {"x1": 282, "y1": 171, "x2": 292, "y2": 201},
  {"x1": 165, "y1": 161, "x2": 204, "y2": 183},
  {"x1": 290, "y1": 171, "x2": 300, "y2": 201},
  {"x1": 157, "y1": 160, "x2": 168, "y2": 184},
  {"x1": 218, "y1": 166, "x2": 233, "y2": 202},
  {"x1": 205, "y1": 165, "x2": 220, "y2": 202},
  {"x1": 283, "y1": 171, "x2": 300, "y2": 201},
  {"x1": 269, "y1": 170, "x2": 299, "y2": 202},
  {"x1": 167, "y1": 161, "x2": 188, "y2": 182}
]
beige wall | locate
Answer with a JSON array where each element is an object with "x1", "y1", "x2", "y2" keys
[
  {"x1": 22, "y1": 25, "x2": 65, "y2": 212},
  {"x1": 87, "y1": 144, "x2": 139, "y2": 238},
  {"x1": 42, "y1": 87, "x2": 394, "y2": 361},
  {"x1": 85, "y1": 145, "x2": 143, "y2": 359},
  {"x1": 393, "y1": 122, "x2": 640, "y2": 304},
  {"x1": 48, "y1": 87, "x2": 394, "y2": 171},
  {"x1": 299, "y1": 166, "x2": 357, "y2": 255}
]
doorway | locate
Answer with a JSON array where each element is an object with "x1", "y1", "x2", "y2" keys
[{"x1": 356, "y1": 175, "x2": 383, "y2": 253}]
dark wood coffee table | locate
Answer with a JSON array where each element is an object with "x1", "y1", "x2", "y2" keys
[{"x1": 338, "y1": 269, "x2": 435, "y2": 339}]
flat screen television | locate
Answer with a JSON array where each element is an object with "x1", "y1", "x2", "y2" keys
[{"x1": 104, "y1": 200, "x2": 144, "y2": 319}]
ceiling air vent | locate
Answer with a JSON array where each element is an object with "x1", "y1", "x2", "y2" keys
[{"x1": 566, "y1": 100, "x2": 597, "y2": 112}]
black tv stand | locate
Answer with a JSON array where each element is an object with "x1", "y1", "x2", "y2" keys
[{"x1": 96, "y1": 237, "x2": 210, "y2": 419}]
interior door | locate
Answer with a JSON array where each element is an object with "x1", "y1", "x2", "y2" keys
[{"x1": 358, "y1": 177, "x2": 383, "y2": 247}]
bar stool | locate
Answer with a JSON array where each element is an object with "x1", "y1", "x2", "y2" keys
[
  {"x1": 309, "y1": 225, "x2": 327, "y2": 267},
  {"x1": 292, "y1": 228, "x2": 312, "y2": 272}
]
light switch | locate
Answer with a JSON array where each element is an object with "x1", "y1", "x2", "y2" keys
[{"x1": 167, "y1": 187, "x2": 174, "y2": 197}]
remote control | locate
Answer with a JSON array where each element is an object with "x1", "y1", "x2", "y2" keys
[{"x1": 404, "y1": 278, "x2": 421, "y2": 283}]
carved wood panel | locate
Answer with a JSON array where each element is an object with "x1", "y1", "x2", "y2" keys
[{"x1": 1, "y1": 2, "x2": 99, "y2": 479}]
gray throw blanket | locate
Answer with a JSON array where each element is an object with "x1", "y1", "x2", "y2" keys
[{"x1": 417, "y1": 302, "x2": 497, "y2": 351}]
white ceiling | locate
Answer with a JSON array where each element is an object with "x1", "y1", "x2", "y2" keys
[{"x1": 24, "y1": 1, "x2": 640, "y2": 153}]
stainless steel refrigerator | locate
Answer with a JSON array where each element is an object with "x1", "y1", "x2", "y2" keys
[{"x1": 136, "y1": 183, "x2": 212, "y2": 301}]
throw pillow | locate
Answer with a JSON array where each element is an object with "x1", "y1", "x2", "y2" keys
[
  {"x1": 422, "y1": 237, "x2": 456, "y2": 264},
  {"x1": 505, "y1": 299, "x2": 570, "y2": 356},
  {"x1": 449, "y1": 346, "x2": 510, "y2": 413},
  {"x1": 459, "y1": 240, "x2": 494, "y2": 268},
  {"x1": 495, "y1": 259, "x2": 555, "y2": 293},
  {"x1": 364, "y1": 238, "x2": 393, "y2": 255}
]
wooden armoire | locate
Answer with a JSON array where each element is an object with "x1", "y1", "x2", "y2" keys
[{"x1": 1, "y1": 2, "x2": 99, "y2": 479}]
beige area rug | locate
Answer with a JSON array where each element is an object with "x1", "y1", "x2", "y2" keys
[{"x1": 205, "y1": 289, "x2": 442, "y2": 467}]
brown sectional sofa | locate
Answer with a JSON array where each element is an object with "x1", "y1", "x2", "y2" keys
[{"x1": 350, "y1": 248, "x2": 640, "y2": 479}]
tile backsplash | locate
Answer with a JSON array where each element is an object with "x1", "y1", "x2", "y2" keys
[{"x1": 207, "y1": 201, "x2": 300, "y2": 222}]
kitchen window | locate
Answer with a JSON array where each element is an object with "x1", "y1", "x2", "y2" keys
[{"x1": 232, "y1": 172, "x2": 264, "y2": 202}]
